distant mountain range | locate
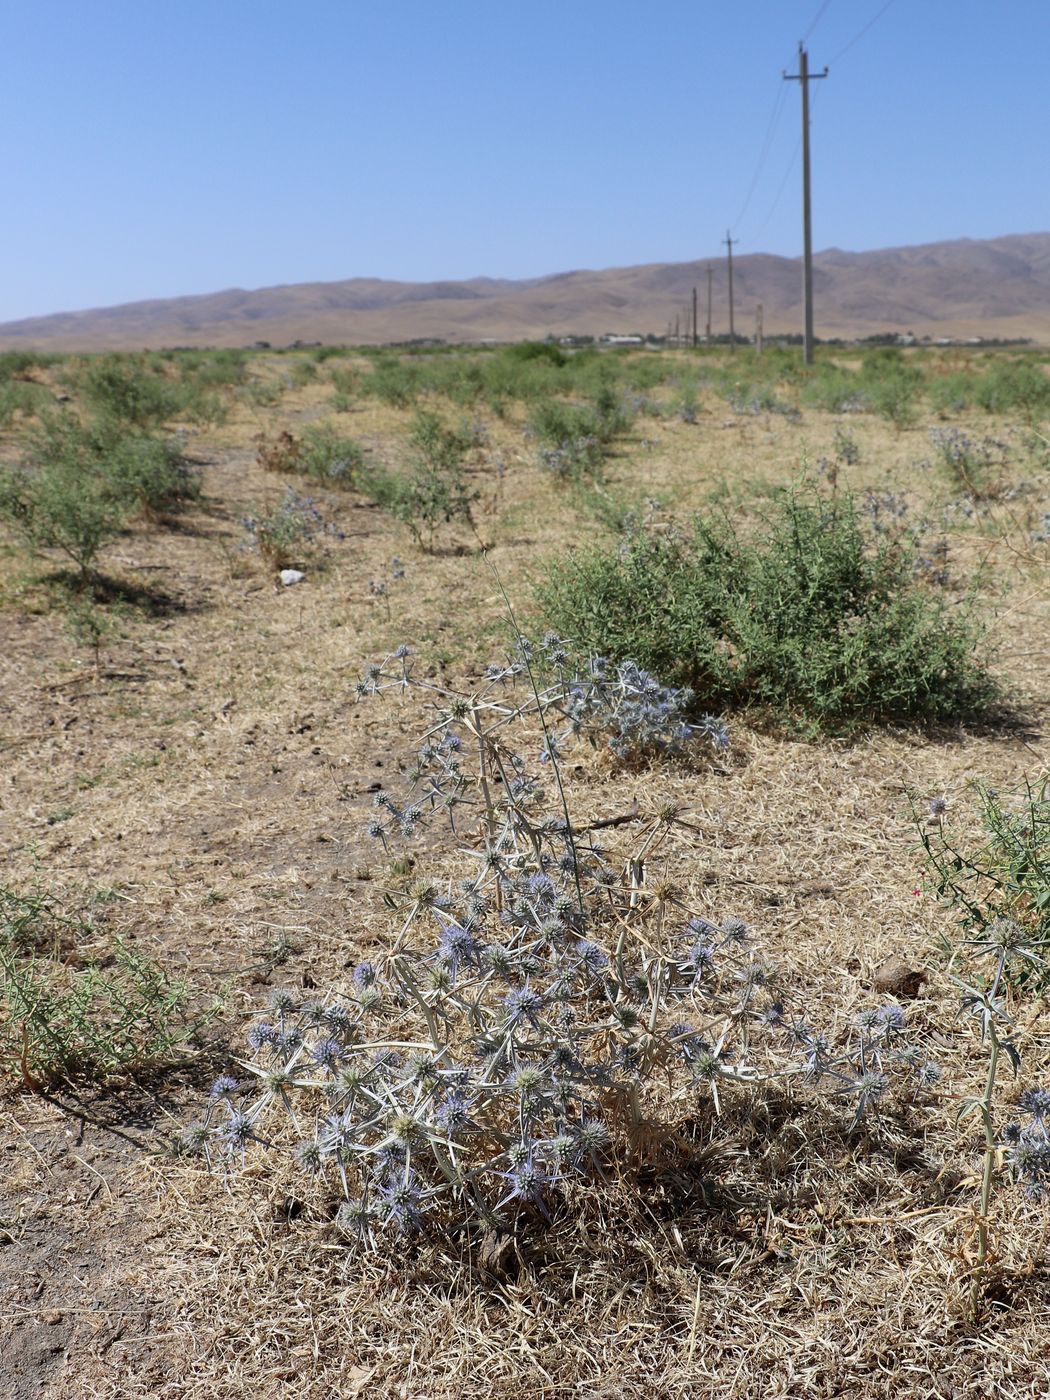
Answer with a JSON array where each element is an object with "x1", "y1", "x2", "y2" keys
[{"x1": 5, "y1": 233, "x2": 1050, "y2": 350}]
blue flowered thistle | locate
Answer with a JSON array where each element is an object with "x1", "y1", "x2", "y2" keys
[{"x1": 182, "y1": 637, "x2": 963, "y2": 1256}]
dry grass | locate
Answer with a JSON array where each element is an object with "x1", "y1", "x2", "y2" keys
[{"x1": 2, "y1": 350, "x2": 1050, "y2": 1397}]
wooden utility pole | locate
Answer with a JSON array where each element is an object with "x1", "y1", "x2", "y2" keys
[
  {"x1": 784, "y1": 42, "x2": 827, "y2": 365},
  {"x1": 705, "y1": 266, "x2": 713, "y2": 344},
  {"x1": 674, "y1": 314, "x2": 680, "y2": 346},
  {"x1": 692, "y1": 285, "x2": 698, "y2": 347},
  {"x1": 755, "y1": 303, "x2": 764, "y2": 355},
  {"x1": 723, "y1": 231, "x2": 738, "y2": 351}
]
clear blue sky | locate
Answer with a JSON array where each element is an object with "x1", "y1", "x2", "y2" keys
[{"x1": 4, "y1": 0, "x2": 1045, "y2": 321}]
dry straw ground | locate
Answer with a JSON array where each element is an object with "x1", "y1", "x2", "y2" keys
[{"x1": 2, "y1": 348, "x2": 1050, "y2": 1398}]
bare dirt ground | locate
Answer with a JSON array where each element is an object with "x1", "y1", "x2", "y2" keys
[{"x1": 3, "y1": 352, "x2": 1050, "y2": 1398}]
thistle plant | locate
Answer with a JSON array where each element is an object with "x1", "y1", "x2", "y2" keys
[
  {"x1": 949, "y1": 917, "x2": 1047, "y2": 1317},
  {"x1": 921, "y1": 786, "x2": 1050, "y2": 1315},
  {"x1": 241, "y1": 489, "x2": 345, "y2": 570},
  {"x1": 180, "y1": 639, "x2": 942, "y2": 1255},
  {"x1": 929, "y1": 427, "x2": 1010, "y2": 500}
]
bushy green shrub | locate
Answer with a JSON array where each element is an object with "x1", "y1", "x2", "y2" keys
[
  {"x1": 407, "y1": 408, "x2": 479, "y2": 469},
  {"x1": 0, "y1": 454, "x2": 125, "y2": 576},
  {"x1": 299, "y1": 423, "x2": 366, "y2": 486},
  {"x1": 365, "y1": 356, "x2": 424, "y2": 407},
  {"x1": 0, "y1": 378, "x2": 50, "y2": 428},
  {"x1": 529, "y1": 390, "x2": 632, "y2": 483},
  {"x1": 239, "y1": 378, "x2": 284, "y2": 409},
  {"x1": 503, "y1": 340, "x2": 568, "y2": 367},
  {"x1": 103, "y1": 432, "x2": 200, "y2": 515},
  {"x1": 289, "y1": 357, "x2": 319, "y2": 388},
  {"x1": 537, "y1": 486, "x2": 996, "y2": 733},
  {"x1": 79, "y1": 354, "x2": 183, "y2": 427},
  {"x1": 0, "y1": 351, "x2": 60, "y2": 382},
  {"x1": 928, "y1": 370, "x2": 980, "y2": 416},
  {"x1": 362, "y1": 459, "x2": 478, "y2": 550},
  {"x1": 802, "y1": 364, "x2": 867, "y2": 413},
  {"x1": 174, "y1": 349, "x2": 248, "y2": 388},
  {"x1": 974, "y1": 360, "x2": 1050, "y2": 421},
  {"x1": 859, "y1": 350, "x2": 924, "y2": 429},
  {"x1": 0, "y1": 413, "x2": 198, "y2": 575}
]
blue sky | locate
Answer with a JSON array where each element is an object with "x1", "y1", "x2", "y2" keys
[{"x1": 3, "y1": 0, "x2": 1045, "y2": 320}]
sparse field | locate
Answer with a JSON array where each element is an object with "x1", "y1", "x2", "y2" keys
[{"x1": 3, "y1": 343, "x2": 1050, "y2": 1399}]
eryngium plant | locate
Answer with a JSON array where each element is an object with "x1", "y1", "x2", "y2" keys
[{"x1": 179, "y1": 643, "x2": 940, "y2": 1252}]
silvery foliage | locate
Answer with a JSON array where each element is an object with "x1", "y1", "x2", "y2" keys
[{"x1": 179, "y1": 642, "x2": 941, "y2": 1249}]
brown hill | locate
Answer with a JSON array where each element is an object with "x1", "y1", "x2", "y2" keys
[{"x1": 5, "y1": 233, "x2": 1050, "y2": 350}]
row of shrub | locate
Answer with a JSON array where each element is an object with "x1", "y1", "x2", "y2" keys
[{"x1": 345, "y1": 342, "x2": 1050, "y2": 430}]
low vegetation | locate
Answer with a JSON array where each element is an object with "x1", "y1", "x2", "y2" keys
[
  {"x1": 0, "y1": 886, "x2": 206, "y2": 1089},
  {"x1": 2, "y1": 339, "x2": 1050, "y2": 1394},
  {"x1": 537, "y1": 484, "x2": 996, "y2": 733}
]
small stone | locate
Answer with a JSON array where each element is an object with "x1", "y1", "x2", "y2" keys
[
  {"x1": 279, "y1": 569, "x2": 305, "y2": 586},
  {"x1": 872, "y1": 956, "x2": 926, "y2": 1000}
]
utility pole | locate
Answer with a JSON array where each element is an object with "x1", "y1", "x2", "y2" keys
[
  {"x1": 705, "y1": 266, "x2": 712, "y2": 345},
  {"x1": 784, "y1": 41, "x2": 828, "y2": 366},
  {"x1": 722, "y1": 231, "x2": 738, "y2": 351},
  {"x1": 674, "y1": 313, "x2": 680, "y2": 346},
  {"x1": 692, "y1": 285, "x2": 698, "y2": 347},
  {"x1": 755, "y1": 303, "x2": 764, "y2": 355}
]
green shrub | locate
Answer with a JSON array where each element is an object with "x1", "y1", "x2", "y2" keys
[
  {"x1": 328, "y1": 365, "x2": 359, "y2": 412},
  {"x1": 408, "y1": 408, "x2": 478, "y2": 470},
  {"x1": 290, "y1": 358, "x2": 318, "y2": 388},
  {"x1": 503, "y1": 340, "x2": 568, "y2": 367},
  {"x1": 0, "y1": 886, "x2": 205, "y2": 1089},
  {"x1": 177, "y1": 349, "x2": 248, "y2": 388},
  {"x1": 239, "y1": 378, "x2": 284, "y2": 409},
  {"x1": 537, "y1": 486, "x2": 996, "y2": 733},
  {"x1": 362, "y1": 462, "x2": 479, "y2": 549},
  {"x1": 859, "y1": 351, "x2": 924, "y2": 429},
  {"x1": 0, "y1": 379, "x2": 50, "y2": 428},
  {"x1": 102, "y1": 433, "x2": 200, "y2": 515},
  {"x1": 365, "y1": 356, "x2": 424, "y2": 407},
  {"x1": 299, "y1": 423, "x2": 366, "y2": 486},
  {"x1": 801, "y1": 364, "x2": 867, "y2": 413},
  {"x1": 0, "y1": 454, "x2": 126, "y2": 577},
  {"x1": 928, "y1": 370, "x2": 980, "y2": 416},
  {"x1": 0, "y1": 413, "x2": 198, "y2": 576},
  {"x1": 974, "y1": 360, "x2": 1050, "y2": 421},
  {"x1": 0, "y1": 351, "x2": 59, "y2": 383},
  {"x1": 79, "y1": 354, "x2": 183, "y2": 427},
  {"x1": 529, "y1": 391, "x2": 631, "y2": 483}
]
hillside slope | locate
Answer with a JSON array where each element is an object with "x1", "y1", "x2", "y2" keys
[{"x1": 4, "y1": 233, "x2": 1050, "y2": 349}]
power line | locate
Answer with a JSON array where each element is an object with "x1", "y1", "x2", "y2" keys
[
  {"x1": 829, "y1": 0, "x2": 897, "y2": 62},
  {"x1": 731, "y1": 81, "x2": 790, "y2": 232},
  {"x1": 749, "y1": 136, "x2": 801, "y2": 244},
  {"x1": 802, "y1": 0, "x2": 834, "y2": 43}
]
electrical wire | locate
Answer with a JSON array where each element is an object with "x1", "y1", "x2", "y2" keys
[
  {"x1": 802, "y1": 0, "x2": 834, "y2": 43},
  {"x1": 828, "y1": 0, "x2": 897, "y2": 62},
  {"x1": 748, "y1": 135, "x2": 802, "y2": 245},
  {"x1": 731, "y1": 81, "x2": 790, "y2": 233},
  {"x1": 729, "y1": 0, "x2": 896, "y2": 251}
]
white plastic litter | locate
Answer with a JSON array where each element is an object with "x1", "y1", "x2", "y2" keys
[{"x1": 279, "y1": 569, "x2": 305, "y2": 586}]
